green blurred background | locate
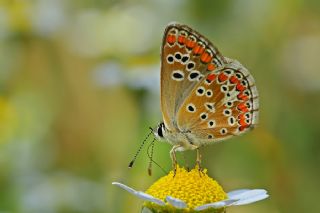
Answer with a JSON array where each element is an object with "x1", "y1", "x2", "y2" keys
[{"x1": 1, "y1": 0, "x2": 320, "y2": 212}]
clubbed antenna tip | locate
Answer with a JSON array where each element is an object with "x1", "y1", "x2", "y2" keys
[{"x1": 128, "y1": 160, "x2": 134, "y2": 168}]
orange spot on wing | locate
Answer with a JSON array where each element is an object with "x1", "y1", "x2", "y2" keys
[
  {"x1": 241, "y1": 107, "x2": 249, "y2": 112},
  {"x1": 238, "y1": 113, "x2": 246, "y2": 120},
  {"x1": 230, "y1": 76, "x2": 239, "y2": 84},
  {"x1": 200, "y1": 52, "x2": 212, "y2": 64},
  {"x1": 236, "y1": 84, "x2": 246, "y2": 92},
  {"x1": 186, "y1": 39, "x2": 196, "y2": 49},
  {"x1": 193, "y1": 44, "x2": 205, "y2": 55},
  {"x1": 207, "y1": 73, "x2": 217, "y2": 81},
  {"x1": 239, "y1": 119, "x2": 247, "y2": 126},
  {"x1": 207, "y1": 63, "x2": 216, "y2": 71},
  {"x1": 178, "y1": 35, "x2": 186, "y2": 45},
  {"x1": 218, "y1": 73, "x2": 228, "y2": 82},
  {"x1": 237, "y1": 93, "x2": 249, "y2": 101},
  {"x1": 167, "y1": 34, "x2": 176, "y2": 45},
  {"x1": 239, "y1": 125, "x2": 249, "y2": 131},
  {"x1": 237, "y1": 102, "x2": 246, "y2": 110}
]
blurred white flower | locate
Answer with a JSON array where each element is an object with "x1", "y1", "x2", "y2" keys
[
  {"x1": 30, "y1": 0, "x2": 67, "y2": 37},
  {"x1": 22, "y1": 173, "x2": 105, "y2": 212},
  {"x1": 67, "y1": 5, "x2": 156, "y2": 57},
  {"x1": 92, "y1": 61, "x2": 160, "y2": 93}
]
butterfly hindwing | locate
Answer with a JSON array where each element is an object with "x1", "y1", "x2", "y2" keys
[
  {"x1": 176, "y1": 59, "x2": 259, "y2": 145},
  {"x1": 161, "y1": 23, "x2": 226, "y2": 131}
]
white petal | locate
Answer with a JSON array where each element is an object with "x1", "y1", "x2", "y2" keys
[
  {"x1": 227, "y1": 189, "x2": 251, "y2": 199},
  {"x1": 112, "y1": 182, "x2": 165, "y2": 206},
  {"x1": 194, "y1": 199, "x2": 238, "y2": 211},
  {"x1": 227, "y1": 189, "x2": 267, "y2": 201},
  {"x1": 233, "y1": 193, "x2": 269, "y2": 206},
  {"x1": 136, "y1": 191, "x2": 166, "y2": 206},
  {"x1": 166, "y1": 196, "x2": 187, "y2": 209},
  {"x1": 112, "y1": 182, "x2": 136, "y2": 194}
]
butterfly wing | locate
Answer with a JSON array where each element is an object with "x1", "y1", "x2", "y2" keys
[
  {"x1": 161, "y1": 23, "x2": 226, "y2": 131},
  {"x1": 176, "y1": 59, "x2": 259, "y2": 145}
]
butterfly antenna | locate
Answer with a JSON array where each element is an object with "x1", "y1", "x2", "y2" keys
[
  {"x1": 147, "y1": 138, "x2": 155, "y2": 176},
  {"x1": 147, "y1": 138, "x2": 168, "y2": 175},
  {"x1": 128, "y1": 127, "x2": 154, "y2": 168}
]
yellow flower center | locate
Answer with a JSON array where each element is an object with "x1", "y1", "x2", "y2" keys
[{"x1": 145, "y1": 166, "x2": 227, "y2": 212}]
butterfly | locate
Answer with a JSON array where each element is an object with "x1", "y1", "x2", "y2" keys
[{"x1": 153, "y1": 22, "x2": 259, "y2": 171}]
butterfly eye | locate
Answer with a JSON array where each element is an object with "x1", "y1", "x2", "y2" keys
[{"x1": 166, "y1": 54, "x2": 174, "y2": 64}]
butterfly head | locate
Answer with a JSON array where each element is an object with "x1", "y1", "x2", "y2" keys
[{"x1": 153, "y1": 122, "x2": 166, "y2": 139}]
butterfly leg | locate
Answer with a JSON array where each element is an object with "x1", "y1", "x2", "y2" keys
[
  {"x1": 196, "y1": 148, "x2": 203, "y2": 175},
  {"x1": 170, "y1": 145, "x2": 181, "y2": 177},
  {"x1": 182, "y1": 153, "x2": 190, "y2": 172}
]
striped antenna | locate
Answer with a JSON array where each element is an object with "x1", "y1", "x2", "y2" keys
[
  {"x1": 147, "y1": 138, "x2": 167, "y2": 175},
  {"x1": 128, "y1": 127, "x2": 153, "y2": 168}
]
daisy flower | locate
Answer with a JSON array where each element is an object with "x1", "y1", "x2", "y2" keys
[{"x1": 113, "y1": 166, "x2": 269, "y2": 212}]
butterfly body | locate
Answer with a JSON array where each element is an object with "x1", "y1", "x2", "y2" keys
[
  {"x1": 155, "y1": 122, "x2": 198, "y2": 151},
  {"x1": 153, "y1": 23, "x2": 259, "y2": 169}
]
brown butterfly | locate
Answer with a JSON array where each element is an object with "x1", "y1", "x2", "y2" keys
[{"x1": 152, "y1": 22, "x2": 259, "y2": 171}]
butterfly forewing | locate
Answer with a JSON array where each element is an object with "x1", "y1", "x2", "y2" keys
[
  {"x1": 176, "y1": 59, "x2": 259, "y2": 144},
  {"x1": 160, "y1": 23, "x2": 226, "y2": 131}
]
